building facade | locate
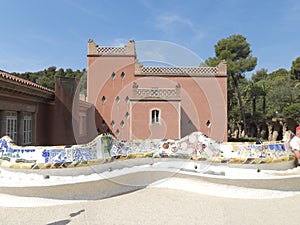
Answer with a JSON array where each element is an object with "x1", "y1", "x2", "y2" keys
[
  {"x1": 87, "y1": 40, "x2": 228, "y2": 141},
  {"x1": 0, "y1": 70, "x2": 55, "y2": 145},
  {"x1": 0, "y1": 70, "x2": 97, "y2": 146}
]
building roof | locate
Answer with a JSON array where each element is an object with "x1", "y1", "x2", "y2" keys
[
  {"x1": 0, "y1": 70, "x2": 54, "y2": 93},
  {"x1": 0, "y1": 70, "x2": 55, "y2": 102}
]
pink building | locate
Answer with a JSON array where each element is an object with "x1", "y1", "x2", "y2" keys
[{"x1": 87, "y1": 40, "x2": 228, "y2": 141}]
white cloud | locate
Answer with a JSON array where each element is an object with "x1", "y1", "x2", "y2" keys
[
  {"x1": 154, "y1": 13, "x2": 204, "y2": 42},
  {"x1": 64, "y1": 0, "x2": 95, "y2": 15},
  {"x1": 136, "y1": 40, "x2": 203, "y2": 66},
  {"x1": 0, "y1": 57, "x2": 45, "y2": 73},
  {"x1": 111, "y1": 38, "x2": 130, "y2": 46}
]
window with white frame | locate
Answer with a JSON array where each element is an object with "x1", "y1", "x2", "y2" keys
[
  {"x1": 6, "y1": 111, "x2": 17, "y2": 142},
  {"x1": 23, "y1": 113, "x2": 32, "y2": 145},
  {"x1": 151, "y1": 109, "x2": 160, "y2": 124}
]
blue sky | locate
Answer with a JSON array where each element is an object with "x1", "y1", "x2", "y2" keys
[{"x1": 0, "y1": 0, "x2": 300, "y2": 77}]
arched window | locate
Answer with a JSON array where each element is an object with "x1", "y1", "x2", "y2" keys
[{"x1": 151, "y1": 109, "x2": 160, "y2": 124}]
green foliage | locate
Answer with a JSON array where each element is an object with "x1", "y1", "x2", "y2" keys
[
  {"x1": 291, "y1": 57, "x2": 300, "y2": 80},
  {"x1": 283, "y1": 103, "x2": 300, "y2": 119},
  {"x1": 207, "y1": 34, "x2": 300, "y2": 137},
  {"x1": 248, "y1": 67, "x2": 298, "y2": 120},
  {"x1": 251, "y1": 68, "x2": 268, "y2": 82},
  {"x1": 214, "y1": 34, "x2": 257, "y2": 75},
  {"x1": 12, "y1": 67, "x2": 87, "y2": 95},
  {"x1": 206, "y1": 34, "x2": 257, "y2": 136}
]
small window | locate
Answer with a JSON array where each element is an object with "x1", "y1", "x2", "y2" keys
[
  {"x1": 111, "y1": 120, "x2": 115, "y2": 128},
  {"x1": 116, "y1": 129, "x2": 120, "y2": 136},
  {"x1": 102, "y1": 96, "x2": 106, "y2": 104},
  {"x1": 120, "y1": 72, "x2": 125, "y2": 80},
  {"x1": 111, "y1": 72, "x2": 116, "y2": 79},
  {"x1": 206, "y1": 120, "x2": 211, "y2": 128},
  {"x1": 125, "y1": 96, "x2": 130, "y2": 103},
  {"x1": 115, "y1": 96, "x2": 120, "y2": 104},
  {"x1": 120, "y1": 120, "x2": 125, "y2": 128},
  {"x1": 101, "y1": 120, "x2": 106, "y2": 127},
  {"x1": 151, "y1": 109, "x2": 160, "y2": 124},
  {"x1": 125, "y1": 112, "x2": 129, "y2": 119}
]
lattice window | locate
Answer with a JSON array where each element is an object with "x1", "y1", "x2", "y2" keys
[{"x1": 150, "y1": 88, "x2": 158, "y2": 96}]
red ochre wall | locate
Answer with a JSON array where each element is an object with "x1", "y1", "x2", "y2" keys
[
  {"x1": 130, "y1": 101, "x2": 180, "y2": 140},
  {"x1": 87, "y1": 44, "x2": 227, "y2": 141}
]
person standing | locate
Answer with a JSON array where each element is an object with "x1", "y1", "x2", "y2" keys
[{"x1": 290, "y1": 126, "x2": 300, "y2": 167}]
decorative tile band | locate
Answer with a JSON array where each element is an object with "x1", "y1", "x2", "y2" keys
[{"x1": 0, "y1": 132, "x2": 294, "y2": 169}]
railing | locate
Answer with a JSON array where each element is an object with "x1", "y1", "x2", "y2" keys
[
  {"x1": 138, "y1": 66, "x2": 218, "y2": 76},
  {"x1": 96, "y1": 46, "x2": 126, "y2": 55},
  {"x1": 132, "y1": 83, "x2": 181, "y2": 100}
]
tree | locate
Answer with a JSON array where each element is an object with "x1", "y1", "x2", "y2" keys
[
  {"x1": 251, "y1": 68, "x2": 268, "y2": 82},
  {"x1": 291, "y1": 56, "x2": 300, "y2": 80},
  {"x1": 283, "y1": 103, "x2": 300, "y2": 119},
  {"x1": 259, "y1": 81, "x2": 269, "y2": 115},
  {"x1": 206, "y1": 34, "x2": 257, "y2": 136},
  {"x1": 12, "y1": 67, "x2": 86, "y2": 90},
  {"x1": 251, "y1": 69, "x2": 270, "y2": 115},
  {"x1": 245, "y1": 80, "x2": 261, "y2": 116}
]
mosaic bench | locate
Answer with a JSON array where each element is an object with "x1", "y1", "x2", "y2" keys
[{"x1": 0, "y1": 132, "x2": 294, "y2": 170}]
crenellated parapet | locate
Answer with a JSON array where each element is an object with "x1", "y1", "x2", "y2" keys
[
  {"x1": 88, "y1": 39, "x2": 226, "y2": 76},
  {"x1": 88, "y1": 39, "x2": 136, "y2": 56},
  {"x1": 134, "y1": 60, "x2": 227, "y2": 77}
]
